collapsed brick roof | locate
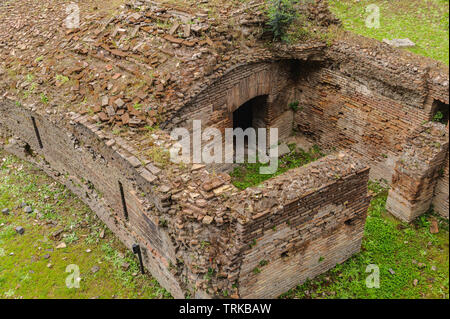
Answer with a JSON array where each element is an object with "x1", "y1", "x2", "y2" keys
[
  {"x1": 0, "y1": 0, "x2": 342, "y2": 128},
  {"x1": 1, "y1": 0, "x2": 447, "y2": 134}
]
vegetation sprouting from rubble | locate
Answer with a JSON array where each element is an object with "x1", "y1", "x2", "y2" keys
[
  {"x1": 266, "y1": 0, "x2": 299, "y2": 41},
  {"x1": 230, "y1": 144, "x2": 325, "y2": 189}
]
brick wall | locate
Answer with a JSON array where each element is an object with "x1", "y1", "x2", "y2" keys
[
  {"x1": 0, "y1": 102, "x2": 186, "y2": 298},
  {"x1": 0, "y1": 100, "x2": 373, "y2": 298},
  {"x1": 433, "y1": 154, "x2": 449, "y2": 218},
  {"x1": 234, "y1": 153, "x2": 371, "y2": 298},
  {"x1": 292, "y1": 67, "x2": 431, "y2": 182},
  {"x1": 1, "y1": 36, "x2": 448, "y2": 299},
  {"x1": 171, "y1": 50, "x2": 448, "y2": 223},
  {"x1": 386, "y1": 123, "x2": 448, "y2": 222}
]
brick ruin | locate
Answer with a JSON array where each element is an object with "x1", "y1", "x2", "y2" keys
[
  {"x1": 170, "y1": 51, "x2": 449, "y2": 222},
  {"x1": 0, "y1": 0, "x2": 448, "y2": 298}
]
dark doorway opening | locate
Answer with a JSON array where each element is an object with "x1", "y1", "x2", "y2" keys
[
  {"x1": 232, "y1": 95, "x2": 268, "y2": 131},
  {"x1": 233, "y1": 100, "x2": 254, "y2": 131},
  {"x1": 232, "y1": 95, "x2": 268, "y2": 158},
  {"x1": 431, "y1": 100, "x2": 449, "y2": 125}
]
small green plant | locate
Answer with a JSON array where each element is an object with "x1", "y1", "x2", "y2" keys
[
  {"x1": 145, "y1": 125, "x2": 160, "y2": 132},
  {"x1": 433, "y1": 111, "x2": 445, "y2": 123},
  {"x1": 159, "y1": 218, "x2": 168, "y2": 227},
  {"x1": 147, "y1": 146, "x2": 170, "y2": 165},
  {"x1": 259, "y1": 260, "x2": 269, "y2": 267},
  {"x1": 55, "y1": 74, "x2": 70, "y2": 85},
  {"x1": 40, "y1": 93, "x2": 49, "y2": 104},
  {"x1": 441, "y1": 11, "x2": 449, "y2": 30},
  {"x1": 64, "y1": 232, "x2": 79, "y2": 245},
  {"x1": 289, "y1": 101, "x2": 300, "y2": 111},
  {"x1": 252, "y1": 267, "x2": 261, "y2": 274},
  {"x1": 266, "y1": 0, "x2": 298, "y2": 41},
  {"x1": 204, "y1": 267, "x2": 215, "y2": 281},
  {"x1": 23, "y1": 83, "x2": 36, "y2": 98},
  {"x1": 200, "y1": 241, "x2": 211, "y2": 249}
]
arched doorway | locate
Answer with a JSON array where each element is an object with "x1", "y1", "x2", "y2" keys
[
  {"x1": 232, "y1": 95, "x2": 268, "y2": 131},
  {"x1": 232, "y1": 95, "x2": 269, "y2": 157}
]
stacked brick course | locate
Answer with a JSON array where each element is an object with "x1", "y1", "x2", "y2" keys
[
  {"x1": 387, "y1": 123, "x2": 449, "y2": 222},
  {"x1": 233, "y1": 153, "x2": 370, "y2": 298},
  {"x1": 433, "y1": 155, "x2": 449, "y2": 218}
]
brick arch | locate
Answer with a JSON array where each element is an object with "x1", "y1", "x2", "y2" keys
[
  {"x1": 225, "y1": 67, "x2": 273, "y2": 113},
  {"x1": 170, "y1": 61, "x2": 294, "y2": 131}
]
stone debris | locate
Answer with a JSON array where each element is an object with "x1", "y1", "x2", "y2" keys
[
  {"x1": 1, "y1": 208, "x2": 9, "y2": 215},
  {"x1": 23, "y1": 206, "x2": 33, "y2": 214},
  {"x1": 0, "y1": 0, "x2": 290, "y2": 132},
  {"x1": 202, "y1": 215, "x2": 214, "y2": 225},
  {"x1": 50, "y1": 228, "x2": 64, "y2": 241},
  {"x1": 56, "y1": 242, "x2": 67, "y2": 249},
  {"x1": 91, "y1": 265, "x2": 100, "y2": 273},
  {"x1": 382, "y1": 38, "x2": 415, "y2": 48},
  {"x1": 15, "y1": 226, "x2": 25, "y2": 235},
  {"x1": 121, "y1": 262, "x2": 130, "y2": 271},
  {"x1": 430, "y1": 218, "x2": 439, "y2": 234}
]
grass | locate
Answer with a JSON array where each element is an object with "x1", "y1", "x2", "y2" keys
[
  {"x1": 280, "y1": 182, "x2": 449, "y2": 299},
  {"x1": 0, "y1": 151, "x2": 448, "y2": 299},
  {"x1": 329, "y1": 0, "x2": 449, "y2": 65},
  {"x1": 0, "y1": 150, "x2": 171, "y2": 299},
  {"x1": 230, "y1": 144, "x2": 325, "y2": 190}
]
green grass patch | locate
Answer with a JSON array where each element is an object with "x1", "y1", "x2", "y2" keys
[
  {"x1": 329, "y1": 0, "x2": 449, "y2": 65},
  {"x1": 230, "y1": 144, "x2": 325, "y2": 190},
  {"x1": 0, "y1": 151, "x2": 171, "y2": 299}
]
